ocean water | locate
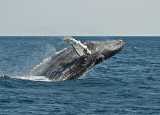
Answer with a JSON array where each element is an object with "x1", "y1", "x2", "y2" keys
[{"x1": 0, "y1": 36, "x2": 160, "y2": 114}]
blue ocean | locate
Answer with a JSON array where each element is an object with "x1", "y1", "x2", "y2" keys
[{"x1": 0, "y1": 36, "x2": 159, "y2": 114}]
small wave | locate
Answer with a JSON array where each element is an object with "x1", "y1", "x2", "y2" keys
[
  {"x1": 13, "y1": 76, "x2": 50, "y2": 82},
  {"x1": 100, "y1": 65, "x2": 108, "y2": 69}
]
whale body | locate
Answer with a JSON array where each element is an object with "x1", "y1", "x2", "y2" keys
[{"x1": 29, "y1": 38, "x2": 124, "y2": 81}]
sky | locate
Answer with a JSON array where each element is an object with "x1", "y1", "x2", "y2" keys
[{"x1": 0, "y1": 0, "x2": 160, "y2": 36}]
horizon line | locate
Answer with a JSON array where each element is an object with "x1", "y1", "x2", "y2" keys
[{"x1": 0, "y1": 35, "x2": 160, "y2": 37}]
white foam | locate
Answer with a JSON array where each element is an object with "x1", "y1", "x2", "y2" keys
[{"x1": 13, "y1": 76, "x2": 51, "y2": 82}]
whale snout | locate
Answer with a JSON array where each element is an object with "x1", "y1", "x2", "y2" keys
[
  {"x1": 100, "y1": 39, "x2": 124, "y2": 60},
  {"x1": 114, "y1": 39, "x2": 125, "y2": 50},
  {"x1": 116, "y1": 39, "x2": 123, "y2": 45}
]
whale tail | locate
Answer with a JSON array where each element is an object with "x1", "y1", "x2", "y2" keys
[{"x1": 64, "y1": 37, "x2": 91, "y2": 56}]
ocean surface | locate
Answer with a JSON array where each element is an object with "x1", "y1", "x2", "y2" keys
[{"x1": 0, "y1": 36, "x2": 160, "y2": 114}]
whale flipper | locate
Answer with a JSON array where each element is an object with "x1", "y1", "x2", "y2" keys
[{"x1": 64, "y1": 37, "x2": 91, "y2": 56}]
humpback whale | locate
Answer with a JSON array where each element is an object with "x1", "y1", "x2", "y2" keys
[{"x1": 29, "y1": 37, "x2": 124, "y2": 81}]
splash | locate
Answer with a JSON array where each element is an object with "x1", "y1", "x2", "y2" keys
[
  {"x1": 13, "y1": 76, "x2": 50, "y2": 82},
  {"x1": 28, "y1": 57, "x2": 52, "y2": 76}
]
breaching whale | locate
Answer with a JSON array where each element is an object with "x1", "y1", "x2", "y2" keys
[{"x1": 29, "y1": 37, "x2": 124, "y2": 81}]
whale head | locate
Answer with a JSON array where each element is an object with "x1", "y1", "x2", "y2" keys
[{"x1": 83, "y1": 39, "x2": 124, "y2": 64}]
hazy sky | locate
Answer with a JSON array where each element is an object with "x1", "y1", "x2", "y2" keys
[{"x1": 0, "y1": 0, "x2": 160, "y2": 36}]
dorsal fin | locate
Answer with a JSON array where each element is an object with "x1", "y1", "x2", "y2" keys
[{"x1": 64, "y1": 37, "x2": 91, "y2": 56}]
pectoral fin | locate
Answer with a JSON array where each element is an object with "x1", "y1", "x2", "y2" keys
[{"x1": 64, "y1": 37, "x2": 91, "y2": 56}]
